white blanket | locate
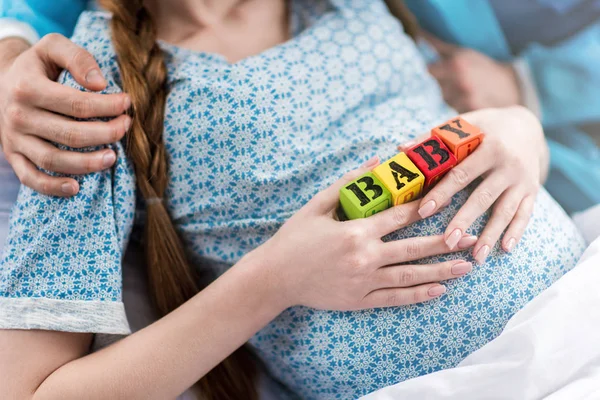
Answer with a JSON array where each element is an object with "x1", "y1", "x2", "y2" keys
[{"x1": 362, "y1": 236, "x2": 600, "y2": 400}]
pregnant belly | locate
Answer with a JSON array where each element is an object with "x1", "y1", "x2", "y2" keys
[{"x1": 250, "y1": 188, "x2": 585, "y2": 400}]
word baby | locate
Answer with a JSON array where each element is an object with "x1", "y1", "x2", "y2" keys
[{"x1": 340, "y1": 117, "x2": 484, "y2": 220}]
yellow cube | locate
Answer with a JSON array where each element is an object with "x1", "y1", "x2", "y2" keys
[{"x1": 373, "y1": 152, "x2": 424, "y2": 205}]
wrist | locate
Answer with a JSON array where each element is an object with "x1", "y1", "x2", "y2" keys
[
  {"x1": 233, "y1": 245, "x2": 292, "y2": 316},
  {"x1": 0, "y1": 38, "x2": 29, "y2": 74}
]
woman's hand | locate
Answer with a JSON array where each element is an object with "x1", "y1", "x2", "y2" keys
[
  {"x1": 0, "y1": 35, "x2": 131, "y2": 197},
  {"x1": 407, "y1": 106, "x2": 547, "y2": 264},
  {"x1": 254, "y1": 158, "x2": 477, "y2": 311}
]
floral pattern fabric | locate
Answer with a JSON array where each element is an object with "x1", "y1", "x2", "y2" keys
[{"x1": 0, "y1": 1, "x2": 585, "y2": 398}]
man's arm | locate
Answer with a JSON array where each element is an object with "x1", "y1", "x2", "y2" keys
[
  {"x1": 522, "y1": 21, "x2": 600, "y2": 128},
  {"x1": 0, "y1": 0, "x2": 88, "y2": 40}
]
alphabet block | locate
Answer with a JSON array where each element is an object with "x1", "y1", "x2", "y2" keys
[
  {"x1": 406, "y1": 136, "x2": 457, "y2": 191},
  {"x1": 431, "y1": 117, "x2": 484, "y2": 162},
  {"x1": 339, "y1": 172, "x2": 392, "y2": 220},
  {"x1": 373, "y1": 153, "x2": 424, "y2": 206}
]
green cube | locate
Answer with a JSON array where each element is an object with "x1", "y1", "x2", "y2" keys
[{"x1": 339, "y1": 172, "x2": 392, "y2": 220}]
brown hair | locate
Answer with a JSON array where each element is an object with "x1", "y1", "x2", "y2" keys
[
  {"x1": 98, "y1": 1, "x2": 258, "y2": 399},
  {"x1": 97, "y1": 0, "x2": 418, "y2": 398}
]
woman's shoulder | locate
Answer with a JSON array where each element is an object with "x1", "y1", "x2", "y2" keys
[{"x1": 70, "y1": 11, "x2": 117, "y2": 67}]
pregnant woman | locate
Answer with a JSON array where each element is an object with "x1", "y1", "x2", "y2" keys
[{"x1": 0, "y1": 0, "x2": 585, "y2": 399}]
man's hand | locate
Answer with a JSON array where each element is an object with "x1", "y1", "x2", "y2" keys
[
  {"x1": 0, "y1": 34, "x2": 131, "y2": 197},
  {"x1": 426, "y1": 34, "x2": 521, "y2": 113}
]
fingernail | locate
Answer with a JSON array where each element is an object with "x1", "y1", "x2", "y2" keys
[
  {"x1": 123, "y1": 95, "x2": 131, "y2": 111},
  {"x1": 361, "y1": 156, "x2": 379, "y2": 168},
  {"x1": 445, "y1": 228, "x2": 462, "y2": 250},
  {"x1": 475, "y1": 245, "x2": 490, "y2": 264},
  {"x1": 61, "y1": 182, "x2": 75, "y2": 194},
  {"x1": 102, "y1": 152, "x2": 116, "y2": 168},
  {"x1": 505, "y1": 238, "x2": 516, "y2": 253},
  {"x1": 85, "y1": 69, "x2": 105, "y2": 86},
  {"x1": 123, "y1": 116, "x2": 131, "y2": 132},
  {"x1": 418, "y1": 200, "x2": 437, "y2": 218},
  {"x1": 451, "y1": 261, "x2": 472, "y2": 276},
  {"x1": 428, "y1": 285, "x2": 447, "y2": 297},
  {"x1": 457, "y1": 235, "x2": 478, "y2": 249}
]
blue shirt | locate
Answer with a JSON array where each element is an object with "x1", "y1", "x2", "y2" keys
[{"x1": 489, "y1": 0, "x2": 600, "y2": 54}]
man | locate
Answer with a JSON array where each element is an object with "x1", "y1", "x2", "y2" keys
[{"x1": 405, "y1": 0, "x2": 600, "y2": 214}]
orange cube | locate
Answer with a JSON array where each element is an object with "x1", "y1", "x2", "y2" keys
[{"x1": 431, "y1": 117, "x2": 484, "y2": 162}]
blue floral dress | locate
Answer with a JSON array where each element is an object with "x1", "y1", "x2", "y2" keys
[{"x1": 0, "y1": 1, "x2": 585, "y2": 398}]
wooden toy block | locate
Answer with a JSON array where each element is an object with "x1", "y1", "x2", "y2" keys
[
  {"x1": 339, "y1": 172, "x2": 392, "y2": 220},
  {"x1": 431, "y1": 117, "x2": 484, "y2": 162},
  {"x1": 373, "y1": 153, "x2": 424, "y2": 206},
  {"x1": 406, "y1": 136, "x2": 457, "y2": 191}
]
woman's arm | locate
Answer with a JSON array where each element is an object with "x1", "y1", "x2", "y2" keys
[
  {"x1": 1, "y1": 253, "x2": 284, "y2": 399},
  {"x1": 0, "y1": 166, "x2": 475, "y2": 399}
]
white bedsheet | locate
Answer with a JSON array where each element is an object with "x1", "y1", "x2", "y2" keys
[{"x1": 362, "y1": 236, "x2": 600, "y2": 400}]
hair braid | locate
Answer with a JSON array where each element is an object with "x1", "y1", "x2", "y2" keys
[{"x1": 99, "y1": 1, "x2": 258, "y2": 398}]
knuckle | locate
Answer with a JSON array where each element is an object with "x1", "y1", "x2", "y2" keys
[
  {"x1": 448, "y1": 167, "x2": 469, "y2": 186},
  {"x1": 498, "y1": 204, "x2": 518, "y2": 221},
  {"x1": 71, "y1": 48, "x2": 96, "y2": 70},
  {"x1": 71, "y1": 98, "x2": 92, "y2": 118},
  {"x1": 386, "y1": 292, "x2": 400, "y2": 307},
  {"x1": 450, "y1": 54, "x2": 467, "y2": 72},
  {"x1": 40, "y1": 33, "x2": 63, "y2": 46},
  {"x1": 344, "y1": 227, "x2": 364, "y2": 247},
  {"x1": 63, "y1": 127, "x2": 81, "y2": 148},
  {"x1": 412, "y1": 289, "x2": 425, "y2": 304},
  {"x1": 110, "y1": 123, "x2": 122, "y2": 143},
  {"x1": 18, "y1": 170, "x2": 32, "y2": 187},
  {"x1": 6, "y1": 105, "x2": 26, "y2": 128},
  {"x1": 347, "y1": 252, "x2": 368, "y2": 272},
  {"x1": 39, "y1": 150, "x2": 58, "y2": 171},
  {"x1": 11, "y1": 78, "x2": 32, "y2": 102},
  {"x1": 84, "y1": 155, "x2": 98, "y2": 173},
  {"x1": 398, "y1": 267, "x2": 417, "y2": 286},
  {"x1": 476, "y1": 189, "x2": 494, "y2": 209},
  {"x1": 404, "y1": 241, "x2": 422, "y2": 259},
  {"x1": 40, "y1": 178, "x2": 53, "y2": 195},
  {"x1": 391, "y1": 205, "x2": 410, "y2": 228}
]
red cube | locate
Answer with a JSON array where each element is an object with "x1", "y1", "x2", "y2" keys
[{"x1": 406, "y1": 136, "x2": 457, "y2": 191}]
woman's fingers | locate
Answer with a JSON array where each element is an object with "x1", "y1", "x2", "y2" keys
[
  {"x1": 365, "y1": 197, "x2": 452, "y2": 238},
  {"x1": 417, "y1": 145, "x2": 492, "y2": 219},
  {"x1": 29, "y1": 79, "x2": 131, "y2": 119},
  {"x1": 378, "y1": 234, "x2": 478, "y2": 265},
  {"x1": 373, "y1": 259, "x2": 472, "y2": 290},
  {"x1": 472, "y1": 188, "x2": 524, "y2": 263},
  {"x1": 363, "y1": 201, "x2": 421, "y2": 237},
  {"x1": 310, "y1": 156, "x2": 380, "y2": 215},
  {"x1": 6, "y1": 152, "x2": 79, "y2": 196},
  {"x1": 443, "y1": 172, "x2": 506, "y2": 250},
  {"x1": 17, "y1": 109, "x2": 130, "y2": 149},
  {"x1": 360, "y1": 283, "x2": 447, "y2": 308},
  {"x1": 12, "y1": 135, "x2": 117, "y2": 175},
  {"x1": 502, "y1": 194, "x2": 536, "y2": 253}
]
